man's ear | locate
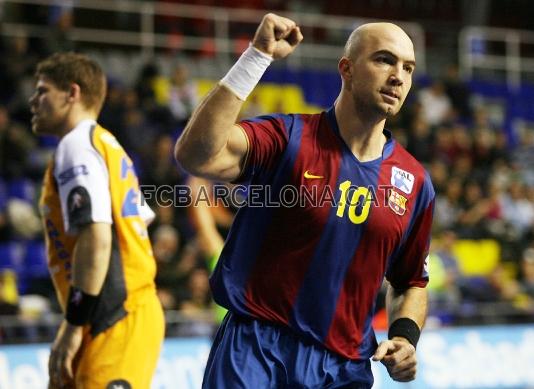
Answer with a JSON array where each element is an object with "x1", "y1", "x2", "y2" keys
[
  {"x1": 338, "y1": 57, "x2": 352, "y2": 83},
  {"x1": 67, "y1": 83, "x2": 82, "y2": 103}
]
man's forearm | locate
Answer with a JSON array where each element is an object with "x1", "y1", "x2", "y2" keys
[
  {"x1": 386, "y1": 284, "x2": 428, "y2": 329},
  {"x1": 71, "y1": 222, "x2": 112, "y2": 295}
]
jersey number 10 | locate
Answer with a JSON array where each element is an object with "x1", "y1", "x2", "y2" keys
[{"x1": 336, "y1": 180, "x2": 371, "y2": 224}]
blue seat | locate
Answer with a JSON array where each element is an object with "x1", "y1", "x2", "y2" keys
[
  {"x1": 7, "y1": 179, "x2": 36, "y2": 202},
  {"x1": 24, "y1": 240, "x2": 49, "y2": 278},
  {"x1": 0, "y1": 177, "x2": 7, "y2": 210},
  {"x1": 0, "y1": 242, "x2": 26, "y2": 271}
]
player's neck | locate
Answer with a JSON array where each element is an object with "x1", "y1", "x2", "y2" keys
[
  {"x1": 334, "y1": 101, "x2": 387, "y2": 162},
  {"x1": 58, "y1": 108, "x2": 98, "y2": 139}
]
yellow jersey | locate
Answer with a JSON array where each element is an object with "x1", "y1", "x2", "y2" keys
[{"x1": 40, "y1": 120, "x2": 157, "y2": 336}]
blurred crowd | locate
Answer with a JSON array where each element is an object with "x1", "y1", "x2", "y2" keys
[{"x1": 1, "y1": 10, "x2": 534, "y2": 343}]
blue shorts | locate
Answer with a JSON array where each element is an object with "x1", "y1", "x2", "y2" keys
[{"x1": 202, "y1": 313, "x2": 373, "y2": 389}]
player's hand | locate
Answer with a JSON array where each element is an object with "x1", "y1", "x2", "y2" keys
[
  {"x1": 48, "y1": 320, "x2": 83, "y2": 389},
  {"x1": 372, "y1": 338, "x2": 417, "y2": 382},
  {"x1": 252, "y1": 13, "x2": 303, "y2": 60}
]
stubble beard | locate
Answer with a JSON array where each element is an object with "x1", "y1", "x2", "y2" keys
[{"x1": 353, "y1": 93, "x2": 390, "y2": 122}]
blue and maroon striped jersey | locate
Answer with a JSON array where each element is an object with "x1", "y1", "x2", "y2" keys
[{"x1": 210, "y1": 106, "x2": 435, "y2": 360}]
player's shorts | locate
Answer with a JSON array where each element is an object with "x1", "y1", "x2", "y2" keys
[
  {"x1": 74, "y1": 291, "x2": 165, "y2": 389},
  {"x1": 202, "y1": 312, "x2": 373, "y2": 389}
]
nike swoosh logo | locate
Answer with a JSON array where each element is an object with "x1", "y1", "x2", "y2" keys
[{"x1": 304, "y1": 170, "x2": 324, "y2": 179}]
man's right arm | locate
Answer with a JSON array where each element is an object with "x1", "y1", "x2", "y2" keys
[
  {"x1": 174, "y1": 13, "x2": 303, "y2": 182},
  {"x1": 174, "y1": 84, "x2": 248, "y2": 182}
]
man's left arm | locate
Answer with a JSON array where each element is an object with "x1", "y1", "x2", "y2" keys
[
  {"x1": 372, "y1": 285, "x2": 427, "y2": 382},
  {"x1": 48, "y1": 222, "x2": 112, "y2": 389},
  {"x1": 373, "y1": 172, "x2": 435, "y2": 382}
]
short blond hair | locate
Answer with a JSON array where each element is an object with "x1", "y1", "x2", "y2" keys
[{"x1": 35, "y1": 52, "x2": 107, "y2": 113}]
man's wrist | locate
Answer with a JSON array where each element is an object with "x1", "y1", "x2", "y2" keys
[
  {"x1": 220, "y1": 44, "x2": 273, "y2": 101},
  {"x1": 64, "y1": 320, "x2": 84, "y2": 333},
  {"x1": 65, "y1": 286, "x2": 99, "y2": 326},
  {"x1": 388, "y1": 318, "x2": 421, "y2": 348}
]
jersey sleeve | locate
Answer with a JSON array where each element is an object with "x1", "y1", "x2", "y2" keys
[
  {"x1": 236, "y1": 114, "x2": 290, "y2": 182},
  {"x1": 138, "y1": 193, "x2": 155, "y2": 226},
  {"x1": 54, "y1": 135, "x2": 112, "y2": 234},
  {"x1": 386, "y1": 172, "x2": 435, "y2": 289}
]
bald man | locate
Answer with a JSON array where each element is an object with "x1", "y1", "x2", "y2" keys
[{"x1": 175, "y1": 14, "x2": 434, "y2": 388}]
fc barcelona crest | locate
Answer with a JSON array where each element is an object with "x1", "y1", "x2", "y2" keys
[{"x1": 388, "y1": 189, "x2": 407, "y2": 216}]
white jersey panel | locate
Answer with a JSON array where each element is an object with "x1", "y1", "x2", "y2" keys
[
  {"x1": 138, "y1": 193, "x2": 155, "y2": 226},
  {"x1": 54, "y1": 120, "x2": 112, "y2": 234}
]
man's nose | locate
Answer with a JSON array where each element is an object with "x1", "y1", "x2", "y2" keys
[{"x1": 389, "y1": 65, "x2": 404, "y2": 86}]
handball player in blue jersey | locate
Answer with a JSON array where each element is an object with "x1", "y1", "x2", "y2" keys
[{"x1": 175, "y1": 13, "x2": 434, "y2": 388}]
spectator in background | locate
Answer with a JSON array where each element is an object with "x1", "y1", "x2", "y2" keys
[
  {"x1": 519, "y1": 248, "x2": 534, "y2": 305},
  {"x1": 427, "y1": 230, "x2": 462, "y2": 322},
  {"x1": 0, "y1": 269, "x2": 19, "y2": 316},
  {"x1": 152, "y1": 224, "x2": 182, "y2": 309},
  {"x1": 142, "y1": 133, "x2": 185, "y2": 187},
  {"x1": 178, "y1": 267, "x2": 212, "y2": 319},
  {"x1": 435, "y1": 177, "x2": 463, "y2": 231},
  {"x1": 0, "y1": 35, "x2": 38, "y2": 110},
  {"x1": 417, "y1": 80, "x2": 453, "y2": 126},
  {"x1": 135, "y1": 62, "x2": 175, "y2": 132},
  {"x1": 98, "y1": 80, "x2": 126, "y2": 140},
  {"x1": 472, "y1": 128, "x2": 499, "y2": 171},
  {"x1": 406, "y1": 116, "x2": 433, "y2": 163},
  {"x1": 0, "y1": 105, "x2": 37, "y2": 180},
  {"x1": 135, "y1": 61, "x2": 161, "y2": 112},
  {"x1": 472, "y1": 106, "x2": 499, "y2": 133},
  {"x1": 433, "y1": 125, "x2": 456, "y2": 164},
  {"x1": 428, "y1": 159, "x2": 449, "y2": 195},
  {"x1": 456, "y1": 180, "x2": 492, "y2": 238},
  {"x1": 44, "y1": 4, "x2": 75, "y2": 54},
  {"x1": 451, "y1": 154, "x2": 474, "y2": 183},
  {"x1": 167, "y1": 64, "x2": 198, "y2": 127},
  {"x1": 513, "y1": 128, "x2": 534, "y2": 186},
  {"x1": 500, "y1": 180, "x2": 534, "y2": 238},
  {"x1": 443, "y1": 64, "x2": 472, "y2": 122},
  {"x1": 483, "y1": 179, "x2": 506, "y2": 239}
]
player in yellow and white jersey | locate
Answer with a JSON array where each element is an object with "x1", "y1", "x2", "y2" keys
[{"x1": 30, "y1": 52, "x2": 164, "y2": 389}]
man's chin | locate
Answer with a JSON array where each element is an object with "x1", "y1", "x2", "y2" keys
[
  {"x1": 31, "y1": 125, "x2": 42, "y2": 135},
  {"x1": 32, "y1": 124, "x2": 52, "y2": 136},
  {"x1": 384, "y1": 104, "x2": 400, "y2": 117}
]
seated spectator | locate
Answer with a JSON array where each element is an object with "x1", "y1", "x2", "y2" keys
[
  {"x1": 406, "y1": 116, "x2": 433, "y2": 163},
  {"x1": 518, "y1": 248, "x2": 534, "y2": 306},
  {"x1": 166, "y1": 64, "x2": 198, "y2": 126},
  {"x1": 427, "y1": 231, "x2": 462, "y2": 323},
  {"x1": 428, "y1": 159, "x2": 449, "y2": 195},
  {"x1": 153, "y1": 224, "x2": 182, "y2": 310},
  {"x1": 500, "y1": 180, "x2": 534, "y2": 238},
  {"x1": 0, "y1": 106, "x2": 37, "y2": 180},
  {"x1": 513, "y1": 128, "x2": 534, "y2": 186},
  {"x1": 178, "y1": 267, "x2": 212, "y2": 319},
  {"x1": 435, "y1": 177, "x2": 463, "y2": 231},
  {"x1": 443, "y1": 64, "x2": 472, "y2": 122},
  {"x1": 456, "y1": 180, "x2": 492, "y2": 238},
  {"x1": 418, "y1": 80, "x2": 454, "y2": 126}
]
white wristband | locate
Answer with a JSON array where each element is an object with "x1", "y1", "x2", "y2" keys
[{"x1": 220, "y1": 45, "x2": 273, "y2": 101}]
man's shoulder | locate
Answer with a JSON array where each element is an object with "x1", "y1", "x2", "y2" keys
[
  {"x1": 243, "y1": 111, "x2": 322, "y2": 125},
  {"x1": 90, "y1": 124, "x2": 123, "y2": 151},
  {"x1": 390, "y1": 142, "x2": 427, "y2": 176},
  {"x1": 388, "y1": 142, "x2": 434, "y2": 196},
  {"x1": 55, "y1": 124, "x2": 95, "y2": 166}
]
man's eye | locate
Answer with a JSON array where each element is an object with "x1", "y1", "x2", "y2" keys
[{"x1": 377, "y1": 56, "x2": 393, "y2": 65}]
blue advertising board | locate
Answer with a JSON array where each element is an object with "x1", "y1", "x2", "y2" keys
[{"x1": 0, "y1": 325, "x2": 533, "y2": 388}]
